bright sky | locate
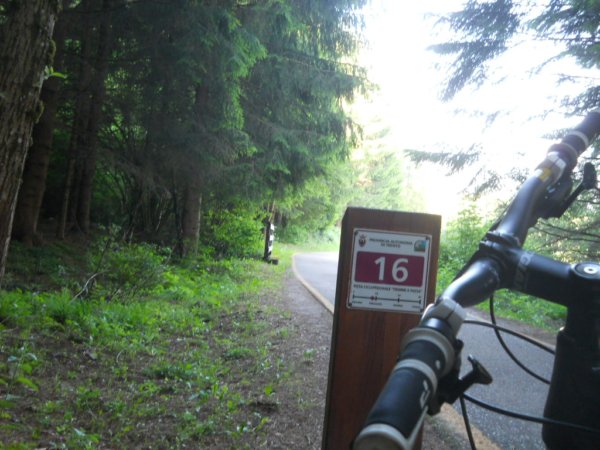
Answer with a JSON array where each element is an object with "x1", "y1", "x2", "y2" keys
[{"x1": 357, "y1": 0, "x2": 597, "y2": 221}]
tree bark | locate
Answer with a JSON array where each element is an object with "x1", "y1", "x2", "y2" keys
[
  {"x1": 12, "y1": 6, "x2": 68, "y2": 246},
  {"x1": 56, "y1": 0, "x2": 95, "y2": 239},
  {"x1": 178, "y1": 84, "x2": 209, "y2": 257},
  {"x1": 0, "y1": 0, "x2": 61, "y2": 284},
  {"x1": 181, "y1": 180, "x2": 202, "y2": 257},
  {"x1": 76, "y1": 0, "x2": 114, "y2": 233}
]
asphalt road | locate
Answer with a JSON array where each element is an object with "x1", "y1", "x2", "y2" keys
[{"x1": 294, "y1": 252, "x2": 556, "y2": 450}]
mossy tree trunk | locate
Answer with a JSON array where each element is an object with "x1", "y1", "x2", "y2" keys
[
  {"x1": 12, "y1": 4, "x2": 68, "y2": 246},
  {"x1": 0, "y1": 0, "x2": 61, "y2": 284}
]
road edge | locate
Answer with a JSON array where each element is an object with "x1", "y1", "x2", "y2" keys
[{"x1": 292, "y1": 253, "x2": 334, "y2": 314}]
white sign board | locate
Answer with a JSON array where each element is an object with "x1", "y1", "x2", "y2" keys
[{"x1": 348, "y1": 228, "x2": 432, "y2": 313}]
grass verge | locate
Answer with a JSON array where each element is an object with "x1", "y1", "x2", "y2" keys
[{"x1": 0, "y1": 241, "x2": 297, "y2": 449}]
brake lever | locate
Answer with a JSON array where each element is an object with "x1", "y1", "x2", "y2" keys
[{"x1": 428, "y1": 351, "x2": 493, "y2": 415}]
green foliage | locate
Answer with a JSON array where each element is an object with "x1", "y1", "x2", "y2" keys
[
  {"x1": 406, "y1": 147, "x2": 481, "y2": 176},
  {"x1": 0, "y1": 343, "x2": 41, "y2": 396},
  {"x1": 232, "y1": 0, "x2": 368, "y2": 201},
  {"x1": 350, "y1": 149, "x2": 424, "y2": 211},
  {"x1": 526, "y1": 187, "x2": 600, "y2": 262},
  {"x1": 277, "y1": 223, "x2": 341, "y2": 248},
  {"x1": 491, "y1": 290, "x2": 566, "y2": 330},
  {"x1": 424, "y1": 0, "x2": 600, "y2": 326},
  {"x1": 4, "y1": 239, "x2": 86, "y2": 291},
  {"x1": 437, "y1": 204, "x2": 567, "y2": 327},
  {"x1": 437, "y1": 204, "x2": 490, "y2": 291},
  {"x1": 201, "y1": 204, "x2": 264, "y2": 258},
  {"x1": 431, "y1": 0, "x2": 600, "y2": 112},
  {"x1": 533, "y1": 0, "x2": 600, "y2": 78},
  {"x1": 274, "y1": 158, "x2": 353, "y2": 242},
  {"x1": 89, "y1": 238, "x2": 167, "y2": 302},
  {"x1": 56, "y1": 0, "x2": 370, "y2": 253},
  {"x1": 90, "y1": 164, "x2": 124, "y2": 226},
  {"x1": 431, "y1": 0, "x2": 520, "y2": 100},
  {"x1": 0, "y1": 241, "x2": 295, "y2": 448},
  {"x1": 273, "y1": 142, "x2": 426, "y2": 244}
]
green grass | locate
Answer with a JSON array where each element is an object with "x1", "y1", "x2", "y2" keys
[
  {"x1": 0, "y1": 240, "x2": 292, "y2": 449},
  {"x1": 481, "y1": 290, "x2": 566, "y2": 330},
  {"x1": 3, "y1": 239, "x2": 88, "y2": 291},
  {"x1": 279, "y1": 228, "x2": 341, "y2": 253}
]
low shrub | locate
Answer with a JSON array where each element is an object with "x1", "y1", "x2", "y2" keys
[
  {"x1": 89, "y1": 240, "x2": 167, "y2": 302},
  {"x1": 201, "y1": 206, "x2": 264, "y2": 258}
]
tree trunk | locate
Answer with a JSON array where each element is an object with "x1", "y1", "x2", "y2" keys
[
  {"x1": 56, "y1": 0, "x2": 95, "y2": 239},
  {"x1": 76, "y1": 0, "x2": 114, "y2": 233},
  {"x1": 0, "y1": 0, "x2": 61, "y2": 284},
  {"x1": 172, "y1": 177, "x2": 184, "y2": 258},
  {"x1": 181, "y1": 180, "x2": 202, "y2": 257},
  {"x1": 12, "y1": 7, "x2": 68, "y2": 246}
]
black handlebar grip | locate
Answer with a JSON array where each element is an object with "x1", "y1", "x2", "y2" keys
[
  {"x1": 353, "y1": 337, "x2": 448, "y2": 450},
  {"x1": 561, "y1": 109, "x2": 600, "y2": 156}
]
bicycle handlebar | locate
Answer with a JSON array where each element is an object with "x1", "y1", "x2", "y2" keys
[
  {"x1": 353, "y1": 110, "x2": 600, "y2": 450},
  {"x1": 354, "y1": 298, "x2": 465, "y2": 450}
]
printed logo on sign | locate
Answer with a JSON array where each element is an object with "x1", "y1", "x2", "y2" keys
[
  {"x1": 414, "y1": 239, "x2": 428, "y2": 252},
  {"x1": 358, "y1": 234, "x2": 367, "y2": 247}
]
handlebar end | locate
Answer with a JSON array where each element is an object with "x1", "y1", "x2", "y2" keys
[{"x1": 353, "y1": 422, "x2": 418, "y2": 450}]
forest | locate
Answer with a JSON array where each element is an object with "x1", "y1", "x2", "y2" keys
[
  {"x1": 0, "y1": 0, "x2": 380, "y2": 285},
  {"x1": 0, "y1": 1, "x2": 402, "y2": 448},
  {"x1": 2, "y1": 0, "x2": 600, "y2": 448}
]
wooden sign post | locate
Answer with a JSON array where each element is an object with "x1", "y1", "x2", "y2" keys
[{"x1": 322, "y1": 207, "x2": 441, "y2": 449}]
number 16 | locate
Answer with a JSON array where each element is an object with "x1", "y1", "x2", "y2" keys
[{"x1": 374, "y1": 256, "x2": 409, "y2": 283}]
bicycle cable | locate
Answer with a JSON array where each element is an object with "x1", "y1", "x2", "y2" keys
[
  {"x1": 463, "y1": 392, "x2": 600, "y2": 435},
  {"x1": 457, "y1": 295, "x2": 600, "y2": 446},
  {"x1": 457, "y1": 343, "x2": 600, "y2": 450},
  {"x1": 459, "y1": 394, "x2": 477, "y2": 450},
  {"x1": 489, "y1": 294, "x2": 552, "y2": 383},
  {"x1": 463, "y1": 294, "x2": 554, "y2": 383},
  {"x1": 457, "y1": 294, "x2": 557, "y2": 449},
  {"x1": 463, "y1": 317, "x2": 554, "y2": 354}
]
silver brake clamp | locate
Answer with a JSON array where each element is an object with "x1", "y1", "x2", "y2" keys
[
  {"x1": 534, "y1": 151, "x2": 568, "y2": 184},
  {"x1": 422, "y1": 296, "x2": 466, "y2": 336}
]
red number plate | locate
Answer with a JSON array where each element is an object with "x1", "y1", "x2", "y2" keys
[{"x1": 355, "y1": 251, "x2": 424, "y2": 286}]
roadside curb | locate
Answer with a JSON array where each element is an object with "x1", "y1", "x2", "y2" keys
[
  {"x1": 292, "y1": 253, "x2": 334, "y2": 314},
  {"x1": 433, "y1": 404, "x2": 500, "y2": 450}
]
